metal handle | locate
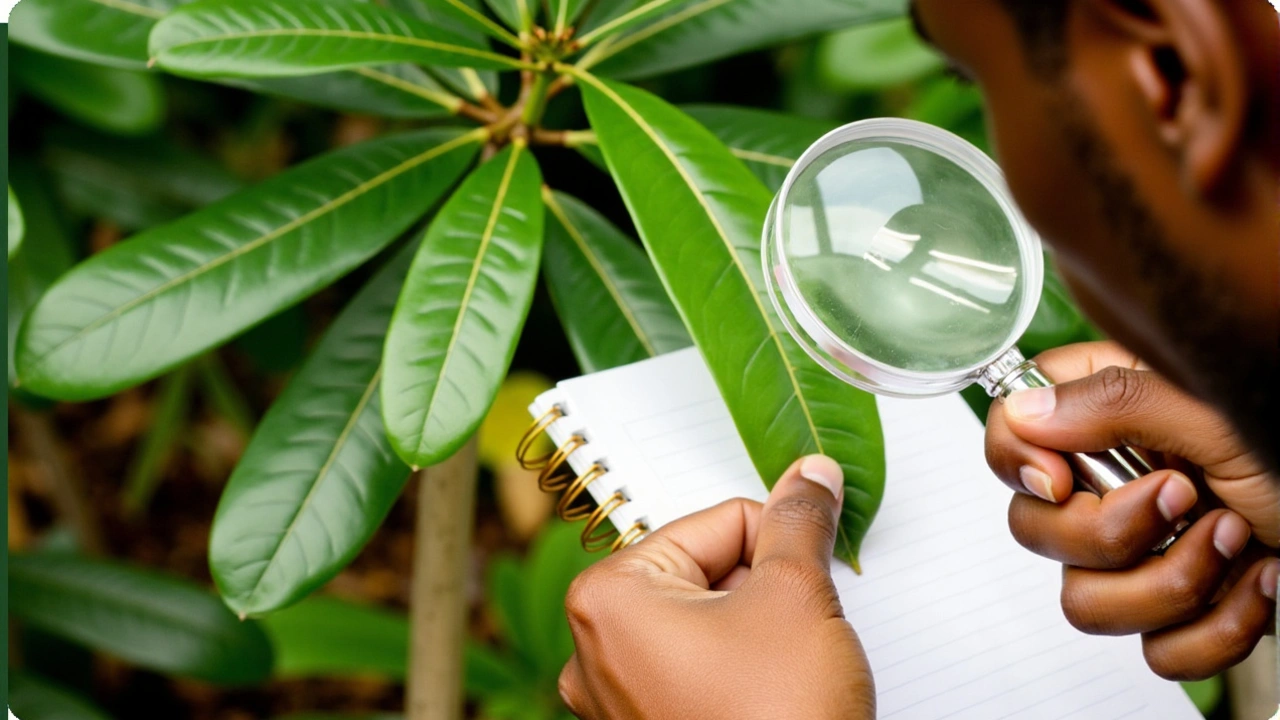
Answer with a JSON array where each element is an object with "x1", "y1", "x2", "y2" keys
[{"x1": 979, "y1": 348, "x2": 1190, "y2": 552}]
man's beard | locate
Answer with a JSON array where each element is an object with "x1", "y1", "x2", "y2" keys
[{"x1": 1057, "y1": 99, "x2": 1278, "y2": 471}]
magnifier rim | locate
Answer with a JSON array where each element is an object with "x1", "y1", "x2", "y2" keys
[{"x1": 770, "y1": 117, "x2": 1044, "y2": 395}]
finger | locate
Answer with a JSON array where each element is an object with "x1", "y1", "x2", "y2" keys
[
  {"x1": 1141, "y1": 557, "x2": 1280, "y2": 681},
  {"x1": 1007, "y1": 469, "x2": 1199, "y2": 568},
  {"x1": 711, "y1": 564, "x2": 752, "y2": 592},
  {"x1": 615, "y1": 496, "x2": 762, "y2": 589},
  {"x1": 558, "y1": 654, "x2": 597, "y2": 719},
  {"x1": 1027, "y1": 341, "x2": 1148, "y2": 381},
  {"x1": 753, "y1": 455, "x2": 844, "y2": 571},
  {"x1": 1060, "y1": 510, "x2": 1252, "y2": 634},
  {"x1": 1002, "y1": 365, "x2": 1242, "y2": 465},
  {"x1": 985, "y1": 397, "x2": 1075, "y2": 502}
]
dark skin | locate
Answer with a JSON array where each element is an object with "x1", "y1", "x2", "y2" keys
[{"x1": 558, "y1": 1, "x2": 1279, "y2": 716}]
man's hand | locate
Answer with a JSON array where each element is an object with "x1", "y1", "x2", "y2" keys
[
  {"x1": 558, "y1": 456, "x2": 875, "y2": 720},
  {"x1": 985, "y1": 341, "x2": 1280, "y2": 681}
]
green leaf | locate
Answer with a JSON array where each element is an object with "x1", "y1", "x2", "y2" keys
[
  {"x1": 1181, "y1": 677, "x2": 1223, "y2": 716},
  {"x1": 587, "y1": 0, "x2": 905, "y2": 80},
  {"x1": 542, "y1": 189, "x2": 690, "y2": 373},
  {"x1": 574, "y1": 0, "x2": 694, "y2": 47},
  {"x1": 382, "y1": 143, "x2": 545, "y2": 468},
  {"x1": 680, "y1": 104, "x2": 836, "y2": 192},
  {"x1": 8, "y1": 163, "x2": 76, "y2": 391},
  {"x1": 522, "y1": 522, "x2": 598, "y2": 678},
  {"x1": 486, "y1": 553, "x2": 534, "y2": 663},
  {"x1": 390, "y1": 0, "x2": 522, "y2": 49},
  {"x1": 122, "y1": 364, "x2": 195, "y2": 516},
  {"x1": 9, "y1": 553, "x2": 274, "y2": 684},
  {"x1": 209, "y1": 244, "x2": 414, "y2": 617},
  {"x1": 577, "y1": 74, "x2": 885, "y2": 566},
  {"x1": 483, "y1": 0, "x2": 533, "y2": 33},
  {"x1": 17, "y1": 128, "x2": 482, "y2": 402},
  {"x1": 43, "y1": 126, "x2": 244, "y2": 231},
  {"x1": 1017, "y1": 260, "x2": 1101, "y2": 359},
  {"x1": 261, "y1": 595, "x2": 408, "y2": 678},
  {"x1": 150, "y1": 0, "x2": 526, "y2": 78},
  {"x1": 816, "y1": 17, "x2": 943, "y2": 90},
  {"x1": 549, "y1": 0, "x2": 588, "y2": 33},
  {"x1": 464, "y1": 642, "x2": 526, "y2": 697},
  {"x1": 9, "y1": 185, "x2": 24, "y2": 258},
  {"x1": 11, "y1": 47, "x2": 164, "y2": 136},
  {"x1": 228, "y1": 65, "x2": 462, "y2": 119},
  {"x1": 577, "y1": 0, "x2": 638, "y2": 34},
  {"x1": 9, "y1": 0, "x2": 188, "y2": 70},
  {"x1": 8, "y1": 671, "x2": 112, "y2": 720}
]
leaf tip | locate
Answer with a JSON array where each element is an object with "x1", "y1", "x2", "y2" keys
[
  {"x1": 147, "y1": 57, "x2": 158, "y2": 69},
  {"x1": 411, "y1": 465, "x2": 421, "y2": 472}
]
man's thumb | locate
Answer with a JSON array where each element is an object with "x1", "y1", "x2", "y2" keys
[{"x1": 753, "y1": 455, "x2": 844, "y2": 572}]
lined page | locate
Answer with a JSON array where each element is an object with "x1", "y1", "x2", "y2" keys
[{"x1": 532, "y1": 348, "x2": 1197, "y2": 719}]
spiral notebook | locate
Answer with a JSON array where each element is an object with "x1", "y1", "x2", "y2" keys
[{"x1": 524, "y1": 347, "x2": 1198, "y2": 719}]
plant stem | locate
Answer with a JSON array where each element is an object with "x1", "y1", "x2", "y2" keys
[
  {"x1": 520, "y1": 71, "x2": 554, "y2": 127},
  {"x1": 406, "y1": 437, "x2": 479, "y2": 720}
]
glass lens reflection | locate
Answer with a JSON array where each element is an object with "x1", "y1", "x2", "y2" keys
[{"x1": 781, "y1": 140, "x2": 1023, "y2": 373}]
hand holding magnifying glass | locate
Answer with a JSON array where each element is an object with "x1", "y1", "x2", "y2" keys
[{"x1": 762, "y1": 119, "x2": 1196, "y2": 551}]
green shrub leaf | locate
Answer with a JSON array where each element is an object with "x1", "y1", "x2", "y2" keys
[
  {"x1": 8, "y1": 164, "x2": 76, "y2": 391},
  {"x1": 8, "y1": 671, "x2": 112, "y2": 720},
  {"x1": 262, "y1": 595, "x2": 409, "y2": 678},
  {"x1": 542, "y1": 189, "x2": 690, "y2": 373},
  {"x1": 42, "y1": 127, "x2": 244, "y2": 231},
  {"x1": 17, "y1": 128, "x2": 482, "y2": 401},
  {"x1": 210, "y1": 245, "x2": 415, "y2": 617},
  {"x1": 816, "y1": 17, "x2": 943, "y2": 90},
  {"x1": 230, "y1": 65, "x2": 463, "y2": 118},
  {"x1": 10, "y1": 0, "x2": 188, "y2": 69},
  {"x1": 11, "y1": 47, "x2": 164, "y2": 136},
  {"x1": 9, "y1": 553, "x2": 274, "y2": 684},
  {"x1": 382, "y1": 143, "x2": 545, "y2": 468},
  {"x1": 680, "y1": 104, "x2": 836, "y2": 191},
  {"x1": 8, "y1": 185, "x2": 23, "y2": 259},
  {"x1": 150, "y1": 0, "x2": 526, "y2": 78},
  {"x1": 1018, "y1": 260, "x2": 1102, "y2": 358},
  {"x1": 577, "y1": 74, "x2": 885, "y2": 566},
  {"x1": 587, "y1": 0, "x2": 904, "y2": 80},
  {"x1": 548, "y1": 0, "x2": 588, "y2": 33}
]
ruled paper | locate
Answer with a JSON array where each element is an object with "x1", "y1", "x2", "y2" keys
[{"x1": 531, "y1": 347, "x2": 1198, "y2": 719}]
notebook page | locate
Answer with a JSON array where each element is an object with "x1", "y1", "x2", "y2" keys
[{"x1": 535, "y1": 348, "x2": 1198, "y2": 719}]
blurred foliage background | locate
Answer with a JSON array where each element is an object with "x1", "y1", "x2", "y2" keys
[{"x1": 6, "y1": 12, "x2": 1244, "y2": 720}]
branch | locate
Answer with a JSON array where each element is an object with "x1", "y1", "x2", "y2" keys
[{"x1": 406, "y1": 437, "x2": 479, "y2": 720}]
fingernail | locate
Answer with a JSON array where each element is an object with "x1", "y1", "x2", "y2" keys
[
  {"x1": 1212, "y1": 512, "x2": 1251, "y2": 560},
  {"x1": 1260, "y1": 560, "x2": 1279, "y2": 600},
  {"x1": 1005, "y1": 386, "x2": 1056, "y2": 421},
  {"x1": 799, "y1": 455, "x2": 843, "y2": 500},
  {"x1": 1155, "y1": 473, "x2": 1197, "y2": 523},
  {"x1": 1019, "y1": 466, "x2": 1057, "y2": 503}
]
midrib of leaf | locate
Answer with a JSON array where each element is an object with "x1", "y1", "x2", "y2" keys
[
  {"x1": 731, "y1": 148, "x2": 793, "y2": 168},
  {"x1": 571, "y1": 69, "x2": 823, "y2": 452},
  {"x1": 579, "y1": 0, "x2": 734, "y2": 68},
  {"x1": 353, "y1": 67, "x2": 463, "y2": 112},
  {"x1": 576, "y1": 0, "x2": 686, "y2": 46},
  {"x1": 553, "y1": 0, "x2": 570, "y2": 34},
  {"x1": 239, "y1": 369, "x2": 384, "y2": 614},
  {"x1": 91, "y1": 0, "x2": 166, "y2": 20},
  {"x1": 158, "y1": 29, "x2": 529, "y2": 69},
  {"x1": 25, "y1": 128, "x2": 487, "y2": 371},
  {"x1": 415, "y1": 142, "x2": 526, "y2": 461},
  {"x1": 441, "y1": 0, "x2": 523, "y2": 47},
  {"x1": 541, "y1": 187, "x2": 657, "y2": 356}
]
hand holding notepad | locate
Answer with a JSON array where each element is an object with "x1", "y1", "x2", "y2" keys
[{"x1": 528, "y1": 348, "x2": 1199, "y2": 719}]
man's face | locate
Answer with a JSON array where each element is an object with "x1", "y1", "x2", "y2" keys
[{"x1": 908, "y1": 0, "x2": 1279, "y2": 429}]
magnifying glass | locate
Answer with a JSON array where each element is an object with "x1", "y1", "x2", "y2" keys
[{"x1": 763, "y1": 118, "x2": 1186, "y2": 551}]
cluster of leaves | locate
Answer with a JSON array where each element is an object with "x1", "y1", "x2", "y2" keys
[
  {"x1": 7, "y1": 523, "x2": 594, "y2": 720},
  {"x1": 10, "y1": 0, "x2": 908, "y2": 633}
]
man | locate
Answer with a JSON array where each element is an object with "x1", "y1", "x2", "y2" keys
[{"x1": 557, "y1": 0, "x2": 1279, "y2": 717}]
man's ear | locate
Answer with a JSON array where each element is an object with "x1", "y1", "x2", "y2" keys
[{"x1": 1083, "y1": 0, "x2": 1249, "y2": 196}]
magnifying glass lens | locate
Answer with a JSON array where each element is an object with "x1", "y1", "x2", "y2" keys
[{"x1": 781, "y1": 136, "x2": 1024, "y2": 374}]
